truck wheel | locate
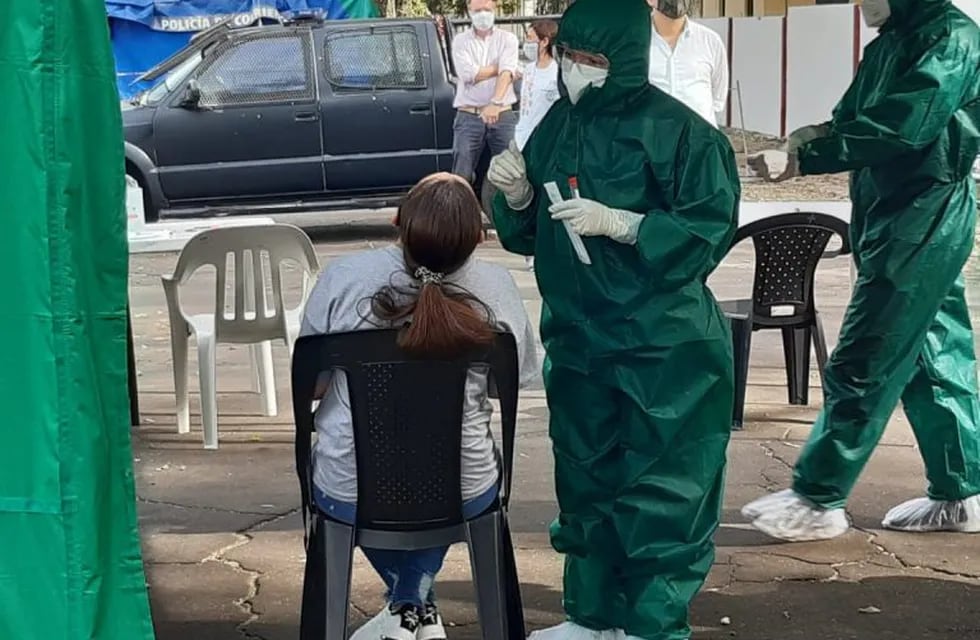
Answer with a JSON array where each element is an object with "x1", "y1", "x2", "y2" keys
[{"x1": 480, "y1": 179, "x2": 498, "y2": 230}]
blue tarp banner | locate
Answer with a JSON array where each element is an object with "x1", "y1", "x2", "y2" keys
[{"x1": 108, "y1": 0, "x2": 379, "y2": 98}]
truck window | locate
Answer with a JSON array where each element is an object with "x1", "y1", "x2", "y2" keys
[
  {"x1": 195, "y1": 34, "x2": 314, "y2": 107},
  {"x1": 324, "y1": 28, "x2": 425, "y2": 91}
]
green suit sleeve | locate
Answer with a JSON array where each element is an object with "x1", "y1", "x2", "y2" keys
[
  {"x1": 492, "y1": 189, "x2": 537, "y2": 257},
  {"x1": 799, "y1": 42, "x2": 971, "y2": 175},
  {"x1": 635, "y1": 132, "x2": 740, "y2": 290}
]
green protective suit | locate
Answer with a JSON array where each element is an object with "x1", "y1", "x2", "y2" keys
[
  {"x1": 492, "y1": 0, "x2": 741, "y2": 636},
  {"x1": 791, "y1": 0, "x2": 980, "y2": 509},
  {"x1": 0, "y1": 1, "x2": 155, "y2": 638}
]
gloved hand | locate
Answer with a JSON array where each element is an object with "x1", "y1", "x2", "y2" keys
[
  {"x1": 549, "y1": 198, "x2": 644, "y2": 245},
  {"x1": 787, "y1": 123, "x2": 829, "y2": 153},
  {"x1": 747, "y1": 149, "x2": 800, "y2": 183},
  {"x1": 488, "y1": 140, "x2": 533, "y2": 210}
]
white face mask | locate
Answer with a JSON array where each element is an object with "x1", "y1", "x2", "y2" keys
[
  {"x1": 860, "y1": 0, "x2": 891, "y2": 27},
  {"x1": 470, "y1": 10, "x2": 495, "y2": 32},
  {"x1": 523, "y1": 42, "x2": 539, "y2": 61},
  {"x1": 561, "y1": 57, "x2": 608, "y2": 105}
]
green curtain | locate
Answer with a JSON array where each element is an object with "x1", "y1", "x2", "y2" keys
[{"x1": 0, "y1": 1, "x2": 155, "y2": 638}]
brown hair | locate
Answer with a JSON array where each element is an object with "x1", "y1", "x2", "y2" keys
[
  {"x1": 371, "y1": 173, "x2": 495, "y2": 358},
  {"x1": 530, "y1": 19, "x2": 559, "y2": 58}
]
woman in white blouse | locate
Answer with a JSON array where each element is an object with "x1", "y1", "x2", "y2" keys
[
  {"x1": 514, "y1": 19, "x2": 560, "y2": 152},
  {"x1": 514, "y1": 19, "x2": 559, "y2": 271}
]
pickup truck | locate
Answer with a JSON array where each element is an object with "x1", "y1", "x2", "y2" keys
[{"x1": 123, "y1": 14, "x2": 508, "y2": 221}]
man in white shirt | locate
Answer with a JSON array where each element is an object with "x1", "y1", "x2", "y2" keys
[
  {"x1": 647, "y1": 0, "x2": 729, "y2": 127},
  {"x1": 451, "y1": 0, "x2": 520, "y2": 184}
]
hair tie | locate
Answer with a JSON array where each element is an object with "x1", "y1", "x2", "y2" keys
[{"x1": 414, "y1": 266, "x2": 445, "y2": 285}]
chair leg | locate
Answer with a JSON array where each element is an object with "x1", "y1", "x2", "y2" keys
[
  {"x1": 500, "y1": 515, "x2": 527, "y2": 640},
  {"x1": 729, "y1": 316, "x2": 752, "y2": 430},
  {"x1": 251, "y1": 341, "x2": 278, "y2": 417},
  {"x1": 782, "y1": 326, "x2": 812, "y2": 406},
  {"x1": 171, "y1": 321, "x2": 191, "y2": 435},
  {"x1": 465, "y1": 511, "x2": 515, "y2": 640},
  {"x1": 197, "y1": 336, "x2": 219, "y2": 450},
  {"x1": 323, "y1": 519, "x2": 355, "y2": 640},
  {"x1": 813, "y1": 312, "x2": 830, "y2": 392}
]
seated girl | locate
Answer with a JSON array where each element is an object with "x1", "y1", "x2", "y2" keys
[{"x1": 299, "y1": 172, "x2": 538, "y2": 640}]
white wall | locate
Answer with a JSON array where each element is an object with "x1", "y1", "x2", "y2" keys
[
  {"x1": 785, "y1": 4, "x2": 855, "y2": 133},
  {"x1": 730, "y1": 16, "x2": 783, "y2": 136},
  {"x1": 955, "y1": 0, "x2": 980, "y2": 24}
]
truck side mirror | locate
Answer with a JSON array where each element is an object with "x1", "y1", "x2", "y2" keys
[{"x1": 179, "y1": 80, "x2": 202, "y2": 109}]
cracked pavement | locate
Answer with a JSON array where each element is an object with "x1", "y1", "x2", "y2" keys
[{"x1": 130, "y1": 220, "x2": 980, "y2": 640}]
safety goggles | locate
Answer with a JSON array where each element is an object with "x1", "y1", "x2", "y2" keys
[{"x1": 555, "y1": 45, "x2": 610, "y2": 70}]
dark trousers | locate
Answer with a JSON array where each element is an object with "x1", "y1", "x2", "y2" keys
[{"x1": 451, "y1": 109, "x2": 517, "y2": 184}]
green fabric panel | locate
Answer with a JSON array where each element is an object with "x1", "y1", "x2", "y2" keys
[{"x1": 0, "y1": 0, "x2": 154, "y2": 638}]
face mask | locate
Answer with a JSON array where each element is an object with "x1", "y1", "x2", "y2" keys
[
  {"x1": 523, "y1": 42, "x2": 539, "y2": 61},
  {"x1": 471, "y1": 10, "x2": 495, "y2": 31},
  {"x1": 561, "y1": 57, "x2": 608, "y2": 105},
  {"x1": 860, "y1": 0, "x2": 891, "y2": 27},
  {"x1": 657, "y1": 0, "x2": 690, "y2": 19}
]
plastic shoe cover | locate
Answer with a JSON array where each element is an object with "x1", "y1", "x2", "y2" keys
[
  {"x1": 741, "y1": 488, "x2": 797, "y2": 520},
  {"x1": 528, "y1": 622, "x2": 612, "y2": 640},
  {"x1": 882, "y1": 495, "x2": 980, "y2": 533},
  {"x1": 744, "y1": 490, "x2": 849, "y2": 542},
  {"x1": 350, "y1": 607, "x2": 388, "y2": 640}
]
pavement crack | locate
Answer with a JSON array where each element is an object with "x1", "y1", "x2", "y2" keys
[
  {"x1": 860, "y1": 530, "x2": 980, "y2": 581},
  {"x1": 137, "y1": 496, "x2": 282, "y2": 517},
  {"x1": 202, "y1": 509, "x2": 300, "y2": 640}
]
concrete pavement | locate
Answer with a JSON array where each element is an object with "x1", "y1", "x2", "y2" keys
[{"x1": 130, "y1": 229, "x2": 980, "y2": 640}]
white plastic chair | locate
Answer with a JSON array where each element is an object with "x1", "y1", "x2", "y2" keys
[{"x1": 162, "y1": 223, "x2": 319, "y2": 449}]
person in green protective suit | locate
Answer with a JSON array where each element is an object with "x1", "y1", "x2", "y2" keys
[
  {"x1": 743, "y1": 0, "x2": 980, "y2": 541},
  {"x1": 488, "y1": 0, "x2": 741, "y2": 637}
]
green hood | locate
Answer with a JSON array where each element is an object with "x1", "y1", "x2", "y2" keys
[
  {"x1": 556, "y1": 0, "x2": 652, "y2": 108},
  {"x1": 881, "y1": 0, "x2": 951, "y2": 30}
]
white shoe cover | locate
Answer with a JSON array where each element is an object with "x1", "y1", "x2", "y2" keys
[
  {"x1": 528, "y1": 622, "x2": 617, "y2": 640},
  {"x1": 882, "y1": 495, "x2": 980, "y2": 533},
  {"x1": 742, "y1": 489, "x2": 849, "y2": 542}
]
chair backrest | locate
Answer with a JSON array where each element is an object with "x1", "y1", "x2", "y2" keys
[
  {"x1": 292, "y1": 329, "x2": 520, "y2": 534},
  {"x1": 732, "y1": 212, "x2": 850, "y2": 328},
  {"x1": 172, "y1": 224, "x2": 319, "y2": 343}
]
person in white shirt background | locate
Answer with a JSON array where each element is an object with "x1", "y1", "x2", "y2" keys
[
  {"x1": 647, "y1": 0, "x2": 729, "y2": 127},
  {"x1": 450, "y1": 0, "x2": 521, "y2": 185},
  {"x1": 513, "y1": 18, "x2": 559, "y2": 271}
]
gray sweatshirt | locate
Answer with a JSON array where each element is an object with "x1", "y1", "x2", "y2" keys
[{"x1": 300, "y1": 245, "x2": 538, "y2": 503}]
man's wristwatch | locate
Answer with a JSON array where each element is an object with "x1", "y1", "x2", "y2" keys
[{"x1": 491, "y1": 98, "x2": 507, "y2": 107}]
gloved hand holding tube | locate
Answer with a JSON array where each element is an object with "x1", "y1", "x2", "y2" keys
[
  {"x1": 549, "y1": 195, "x2": 645, "y2": 245},
  {"x1": 747, "y1": 148, "x2": 800, "y2": 183},
  {"x1": 488, "y1": 140, "x2": 533, "y2": 210}
]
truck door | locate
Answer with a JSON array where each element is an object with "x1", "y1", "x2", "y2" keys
[
  {"x1": 318, "y1": 24, "x2": 439, "y2": 193},
  {"x1": 153, "y1": 31, "x2": 324, "y2": 203}
]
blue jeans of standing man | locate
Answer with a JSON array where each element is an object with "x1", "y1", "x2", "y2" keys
[
  {"x1": 314, "y1": 485, "x2": 499, "y2": 608},
  {"x1": 451, "y1": 109, "x2": 518, "y2": 184}
]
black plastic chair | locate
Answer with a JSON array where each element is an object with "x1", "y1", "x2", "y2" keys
[
  {"x1": 292, "y1": 329, "x2": 525, "y2": 640},
  {"x1": 721, "y1": 212, "x2": 851, "y2": 428}
]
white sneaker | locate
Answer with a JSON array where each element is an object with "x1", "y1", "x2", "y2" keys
[
  {"x1": 743, "y1": 489, "x2": 849, "y2": 542},
  {"x1": 882, "y1": 495, "x2": 980, "y2": 533},
  {"x1": 350, "y1": 604, "x2": 421, "y2": 640},
  {"x1": 417, "y1": 603, "x2": 447, "y2": 640},
  {"x1": 528, "y1": 621, "x2": 610, "y2": 640}
]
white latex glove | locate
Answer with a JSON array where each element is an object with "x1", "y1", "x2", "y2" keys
[
  {"x1": 787, "y1": 123, "x2": 829, "y2": 153},
  {"x1": 549, "y1": 198, "x2": 644, "y2": 245},
  {"x1": 747, "y1": 149, "x2": 800, "y2": 183},
  {"x1": 487, "y1": 140, "x2": 533, "y2": 210}
]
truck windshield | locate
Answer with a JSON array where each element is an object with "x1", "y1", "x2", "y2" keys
[{"x1": 140, "y1": 52, "x2": 204, "y2": 106}]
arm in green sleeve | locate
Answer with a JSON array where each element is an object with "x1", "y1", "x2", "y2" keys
[
  {"x1": 492, "y1": 189, "x2": 537, "y2": 256},
  {"x1": 799, "y1": 43, "x2": 970, "y2": 175},
  {"x1": 634, "y1": 133, "x2": 740, "y2": 290}
]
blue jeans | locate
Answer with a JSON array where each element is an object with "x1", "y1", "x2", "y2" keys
[
  {"x1": 451, "y1": 109, "x2": 517, "y2": 184},
  {"x1": 315, "y1": 485, "x2": 499, "y2": 608}
]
